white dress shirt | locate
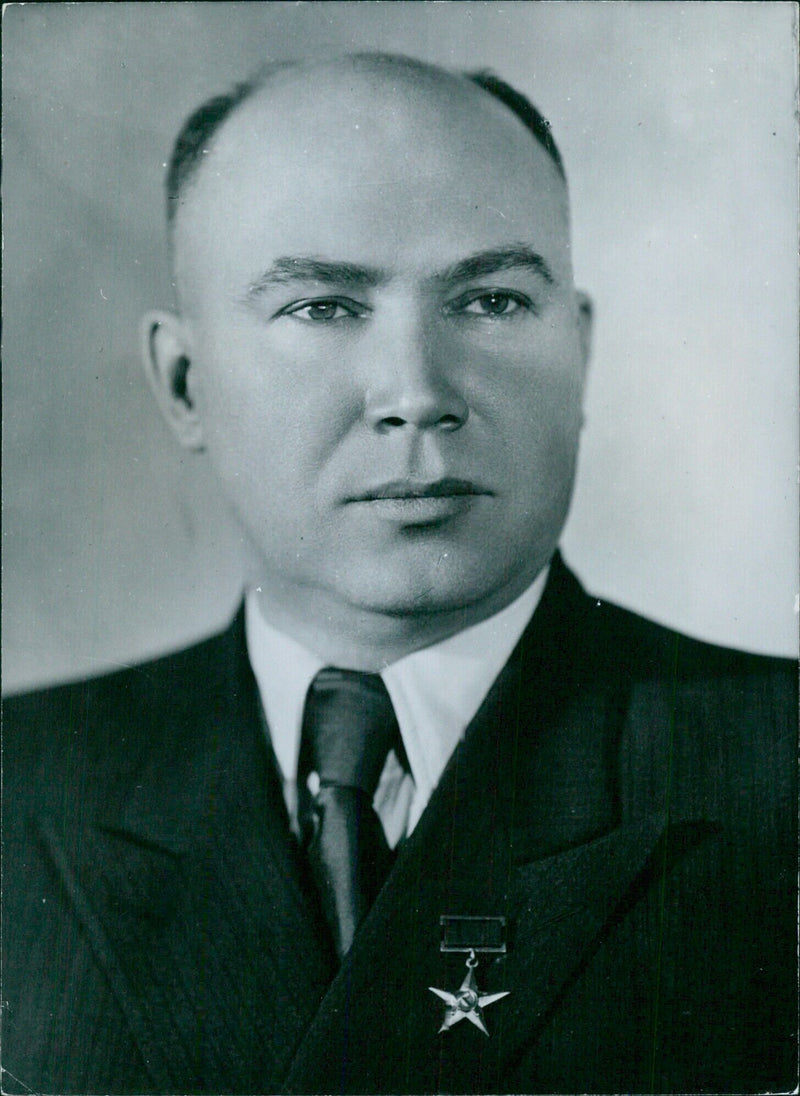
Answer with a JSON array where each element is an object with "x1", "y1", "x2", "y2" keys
[{"x1": 245, "y1": 567, "x2": 548, "y2": 848}]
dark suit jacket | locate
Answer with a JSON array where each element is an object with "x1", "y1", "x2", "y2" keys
[{"x1": 2, "y1": 556, "x2": 796, "y2": 1094}]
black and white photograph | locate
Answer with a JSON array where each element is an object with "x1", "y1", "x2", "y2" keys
[{"x1": 2, "y1": 3, "x2": 797, "y2": 1092}]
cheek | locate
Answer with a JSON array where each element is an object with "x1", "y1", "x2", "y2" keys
[
  {"x1": 486, "y1": 360, "x2": 585, "y2": 446},
  {"x1": 466, "y1": 307, "x2": 586, "y2": 421},
  {"x1": 495, "y1": 368, "x2": 585, "y2": 505},
  {"x1": 190, "y1": 330, "x2": 314, "y2": 478},
  {"x1": 191, "y1": 373, "x2": 292, "y2": 512}
]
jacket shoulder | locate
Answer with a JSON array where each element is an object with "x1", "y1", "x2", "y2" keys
[
  {"x1": 589, "y1": 594, "x2": 797, "y2": 756},
  {"x1": 582, "y1": 595, "x2": 797, "y2": 822},
  {"x1": 2, "y1": 615, "x2": 245, "y2": 813},
  {"x1": 544, "y1": 554, "x2": 796, "y2": 686},
  {"x1": 543, "y1": 560, "x2": 796, "y2": 799},
  {"x1": 597, "y1": 597, "x2": 796, "y2": 681}
]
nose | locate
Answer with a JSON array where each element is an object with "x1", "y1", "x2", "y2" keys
[{"x1": 363, "y1": 322, "x2": 469, "y2": 434}]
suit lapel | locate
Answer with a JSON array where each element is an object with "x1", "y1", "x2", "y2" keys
[
  {"x1": 37, "y1": 612, "x2": 336, "y2": 1091},
  {"x1": 284, "y1": 560, "x2": 681, "y2": 1093}
]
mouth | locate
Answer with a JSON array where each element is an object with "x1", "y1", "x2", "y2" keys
[
  {"x1": 345, "y1": 478, "x2": 491, "y2": 524},
  {"x1": 349, "y1": 478, "x2": 489, "y2": 502}
]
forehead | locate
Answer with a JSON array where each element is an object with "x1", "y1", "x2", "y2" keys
[{"x1": 173, "y1": 64, "x2": 570, "y2": 298}]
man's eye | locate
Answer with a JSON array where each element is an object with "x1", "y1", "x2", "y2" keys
[
  {"x1": 280, "y1": 298, "x2": 364, "y2": 323},
  {"x1": 450, "y1": 290, "x2": 532, "y2": 318}
]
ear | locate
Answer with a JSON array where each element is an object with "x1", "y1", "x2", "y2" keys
[
  {"x1": 574, "y1": 290, "x2": 593, "y2": 373},
  {"x1": 140, "y1": 310, "x2": 204, "y2": 450}
]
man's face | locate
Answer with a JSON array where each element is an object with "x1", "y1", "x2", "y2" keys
[{"x1": 168, "y1": 65, "x2": 590, "y2": 632}]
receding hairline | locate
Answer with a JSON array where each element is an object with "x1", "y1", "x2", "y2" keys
[{"x1": 165, "y1": 51, "x2": 567, "y2": 245}]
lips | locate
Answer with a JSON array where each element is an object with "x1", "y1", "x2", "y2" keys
[
  {"x1": 347, "y1": 477, "x2": 489, "y2": 503},
  {"x1": 344, "y1": 478, "x2": 491, "y2": 524}
]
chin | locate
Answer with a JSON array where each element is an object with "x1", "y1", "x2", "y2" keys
[{"x1": 336, "y1": 549, "x2": 529, "y2": 620}]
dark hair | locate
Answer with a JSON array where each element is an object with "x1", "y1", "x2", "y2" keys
[
  {"x1": 465, "y1": 69, "x2": 565, "y2": 180},
  {"x1": 165, "y1": 56, "x2": 566, "y2": 231}
]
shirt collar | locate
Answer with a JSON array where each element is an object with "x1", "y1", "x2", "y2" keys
[
  {"x1": 244, "y1": 607, "x2": 325, "y2": 786},
  {"x1": 244, "y1": 566, "x2": 549, "y2": 824}
]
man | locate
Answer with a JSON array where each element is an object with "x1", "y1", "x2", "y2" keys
[{"x1": 2, "y1": 53, "x2": 795, "y2": 1094}]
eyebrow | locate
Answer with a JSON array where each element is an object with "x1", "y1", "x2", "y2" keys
[
  {"x1": 246, "y1": 257, "x2": 389, "y2": 297},
  {"x1": 436, "y1": 245, "x2": 554, "y2": 287},
  {"x1": 244, "y1": 244, "x2": 554, "y2": 299}
]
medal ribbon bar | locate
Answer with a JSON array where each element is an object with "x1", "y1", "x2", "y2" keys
[{"x1": 439, "y1": 915, "x2": 507, "y2": 954}]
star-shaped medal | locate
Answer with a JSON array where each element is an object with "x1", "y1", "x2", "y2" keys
[{"x1": 429, "y1": 965, "x2": 510, "y2": 1035}]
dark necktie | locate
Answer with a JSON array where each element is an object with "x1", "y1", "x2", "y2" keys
[{"x1": 298, "y1": 668, "x2": 399, "y2": 959}]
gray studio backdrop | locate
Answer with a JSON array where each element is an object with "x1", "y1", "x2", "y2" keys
[{"x1": 3, "y1": 1, "x2": 798, "y2": 692}]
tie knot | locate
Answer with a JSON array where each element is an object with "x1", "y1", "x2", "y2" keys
[{"x1": 300, "y1": 668, "x2": 400, "y2": 798}]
